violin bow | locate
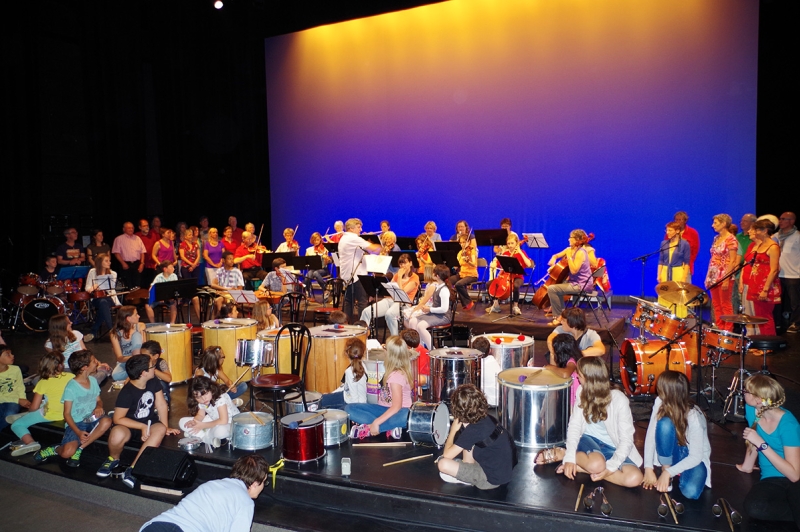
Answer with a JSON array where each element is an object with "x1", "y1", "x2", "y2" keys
[{"x1": 255, "y1": 224, "x2": 265, "y2": 248}]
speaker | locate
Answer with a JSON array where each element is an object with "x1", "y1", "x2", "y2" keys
[{"x1": 132, "y1": 447, "x2": 198, "y2": 489}]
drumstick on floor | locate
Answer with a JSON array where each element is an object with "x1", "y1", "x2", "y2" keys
[
  {"x1": 574, "y1": 484, "x2": 584, "y2": 512},
  {"x1": 383, "y1": 453, "x2": 433, "y2": 467},
  {"x1": 353, "y1": 442, "x2": 412, "y2": 447}
]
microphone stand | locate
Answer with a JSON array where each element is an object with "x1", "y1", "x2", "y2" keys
[{"x1": 631, "y1": 242, "x2": 678, "y2": 299}]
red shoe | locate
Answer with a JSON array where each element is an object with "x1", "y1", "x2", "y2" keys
[{"x1": 464, "y1": 301, "x2": 475, "y2": 311}]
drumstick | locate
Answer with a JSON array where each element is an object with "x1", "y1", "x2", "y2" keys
[
  {"x1": 519, "y1": 369, "x2": 542, "y2": 383},
  {"x1": 721, "y1": 498, "x2": 734, "y2": 532},
  {"x1": 249, "y1": 411, "x2": 265, "y2": 426},
  {"x1": 664, "y1": 491, "x2": 679, "y2": 524},
  {"x1": 383, "y1": 453, "x2": 433, "y2": 467},
  {"x1": 574, "y1": 484, "x2": 584, "y2": 511},
  {"x1": 352, "y1": 442, "x2": 412, "y2": 447},
  {"x1": 290, "y1": 410, "x2": 327, "y2": 427}
]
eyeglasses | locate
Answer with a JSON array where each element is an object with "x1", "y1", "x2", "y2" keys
[
  {"x1": 712, "y1": 498, "x2": 742, "y2": 525},
  {"x1": 583, "y1": 487, "x2": 612, "y2": 516}
]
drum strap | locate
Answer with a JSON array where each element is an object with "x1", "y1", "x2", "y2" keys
[{"x1": 474, "y1": 416, "x2": 517, "y2": 466}]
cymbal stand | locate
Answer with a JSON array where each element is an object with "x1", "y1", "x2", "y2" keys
[{"x1": 723, "y1": 338, "x2": 750, "y2": 422}]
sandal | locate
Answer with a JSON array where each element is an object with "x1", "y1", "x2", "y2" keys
[{"x1": 535, "y1": 447, "x2": 564, "y2": 465}]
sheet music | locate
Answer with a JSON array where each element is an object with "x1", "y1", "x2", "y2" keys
[
  {"x1": 229, "y1": 290, "x2": 259, "y2": 304},
  {"x1": 523, "y1": 233, "x2": 548, "y2": 249}
]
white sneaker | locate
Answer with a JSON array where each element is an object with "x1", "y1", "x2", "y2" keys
[
  {"x1": 232, "y1": 398, "x2": 244, "y2": 407},
  {"x1": 11, "y1": 441, "x2": 41, "y2": 457},
  {"x1": 5, "y1": 412, "x2": 27, "y2": 425},
  {"x1": 439, "y1": 471, "x2": 470, "y2": 485},
  {"x1": 512, "y1": 304, "x2": 522, "y2": 316}
]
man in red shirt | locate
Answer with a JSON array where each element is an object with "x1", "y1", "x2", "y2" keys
[
  {"x1": 229, "y1": 216, "x2": 244, "y2": 246},
  {"x1": 136, "y1": 219, "x2": 159, "y2": 286},
  {"x1": 234, "y1": 231, "x2": 266, "y2": 283}
]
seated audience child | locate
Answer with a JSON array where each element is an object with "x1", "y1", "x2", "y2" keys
[
  {"x1": 10, "y1": 352, "x2": 73, "y2": 457},
  {"x1": 542, "y1": 333, "x2": 581, "y2": 406},
  {"x1": 437, "y1": 383, "x2": 514, "y2": 489},
  {"x1": 33, "y1": 350, "x2": 113, "y2": 467},
  {"x1": 535, "y1": 357, "x2": 643, "y2": 488},
  {"x1": 98, "y1": 354, "x2": 180, "y2": 487},
  {"x1": 218, "y1": 302, "x2": 239, "y2": 320},
  {"x1": 252, "y1": 300, "x2": 279, "y2": 331},
  {"x1": 319, "y1": 337, "x2": 368, "y2": 410},
  {"x1": 145, "y1": 260, "x2": 179, "y2": 324},
  {"x1": 401, "y1": 329, "x2": 430, "y2": 395},
  {"x1": 737, "y1": 374, "x2": 800, "y2": 528},
  {"x1": 346, "y1": 335, "x2": 413, "y2": 440},
  {"x1": 45, "y1": 314, "x2": 112, "y2": 383},
  {"x1": 140, "y1": 454, "x2": 269, "y2": 532},
  {"x1": 0, "y1": 346, "x2": 31, "y2": 433},
  {"x1": 195, "y1": 346, "x2": 247, "y2": 400},
  {"x1": 179, "y1": 376, "x2": 239, "y2": 448},
  {"x1": 110, "y1": 305, "x2": 147, "y2": 382},
  {"x1": 140, "y1": 340, "x2": 172, "y2": 405},
  {"x1": 545, "y1": 308, "x2": 604, "y2": 360},
  {"x1": 642, "y1": 371, "x2": 711, "y2": 500}
]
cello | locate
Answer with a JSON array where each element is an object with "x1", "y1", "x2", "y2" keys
[{"x1": 532, "y1": 232, "x2": 594, "y2": 309}]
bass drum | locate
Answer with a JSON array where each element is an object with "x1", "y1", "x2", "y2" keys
[
  {"x1": 619, "y1": 339, "x2": 691, "y2": 396},
  {"x1": 22, "y1": 296, "x2": 65, "y2": 332}
]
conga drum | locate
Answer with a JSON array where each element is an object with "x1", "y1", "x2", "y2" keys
[
  {"x1": 306, "y1": 325, "x2": 368, "y2": 393},
  {"x1": 498, "y1": 367, "x2": 571, "y2": 449},
  {"x1": 145, "y1": 324, "x2": 193, "y2": 383},
  {"x1": 202, "y1": 318, "x2": 258, "y2": 384},
  {"x1": 429, "y1": 347, "x2": 481, "y2": 405}
]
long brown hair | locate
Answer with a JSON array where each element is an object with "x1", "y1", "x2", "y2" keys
[
  {"x1": 187, "y1": 376, "x2": 224, "y2": 416},
  {"x1": 252, "y1": 301, "x2": 278, "y2": 331},
  {"x1": 577, "y1": 357, "x2": 611, "y2": 423},
  {"x1": 94, "y1": 252, "x2": 112, "y2": 276},
  {"x1": 199, "y1": 346, "x2": 224, "y2": 377},
  {"x1": 39, "y1": 352, "x2": 65, "y2": 380},
  {"x1": 655, "y1": 371, "x2": 692, "y2": 446},
  {"x1": 112, "y1": 305, "x2": 137, "y2": 339},
  {"x1": 48, "y1": 315, "x2": 76, "y2": 353},
  {"x1": 345, "y1": 337, "x2": 366, "y2": 381}
]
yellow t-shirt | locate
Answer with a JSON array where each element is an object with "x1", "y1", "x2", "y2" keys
[{"x1": 33, "y1": 373, "x2": 74, "y2": 421}]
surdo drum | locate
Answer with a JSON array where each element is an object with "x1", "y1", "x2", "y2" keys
[{"x1": 429, "y1": 348, "x2": 481, "y2": 405}]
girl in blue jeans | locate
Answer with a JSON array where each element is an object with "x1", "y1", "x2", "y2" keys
[
  {"x1": 642, "y1": 371, "x2": 711, "y2": 499},
  {"x1": 346, "y1": 335, "x2": 412, "y2": 440}
]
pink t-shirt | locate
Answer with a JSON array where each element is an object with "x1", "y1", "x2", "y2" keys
[{"x1": 378, "y1": 370, "x2": 413, "y2": 408}]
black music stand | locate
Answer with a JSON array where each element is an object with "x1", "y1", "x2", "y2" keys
[
  {"x1": 152, "y1": 279, "x2": 198, "y2": 323},
  {"x1": 521, "y1": 232, "x2": 548, "y2": 303},
  {"x1": 361, "y1": 234, "x2": 382, "y2": 245},
  {"x1": 428, "y1": 250, "x2": 459, "y2": 269},
  {"x1": 492, "y1": 255, "x2": 533, "y2": 323},
  {"x1": 390, "y1": 252, "x2": 419, "y2": 269},
  {"x1": 359, "y1": 275, "x2": 391, "y2": 339},
  {"x1": 395, "y1": 237, "x2": 417, "y2": 251},
  {"x1": 474, "y1": 229, "x2": 509, "y2": 249},
  {"x1": 433, "y1": 241, "x2": 461, "y2": 252}
]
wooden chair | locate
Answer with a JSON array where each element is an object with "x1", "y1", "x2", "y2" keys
[
  {"x1": 278, "y1": 292, "x2": 308, "y2": 326},
  {"x1": 313, "y1": 278, "x2": 344, "y2": 326},
  {"x1": 249, "y1": 323, "x2": 312, "y2": 416}
]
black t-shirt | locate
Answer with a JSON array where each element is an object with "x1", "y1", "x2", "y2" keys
[
  {"x1": 455, "y1": 416, "x2": 514, "y2": 486},
  {"x1": 115, "y1": 378, "x2": 162, "y2": 424}
]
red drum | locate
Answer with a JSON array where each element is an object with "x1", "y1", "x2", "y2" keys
[
  {"x1": 684, "y1": 327, "x2": 744, "y2": 366},
  {"x1": 63, "y1": 279, "x2": 83, "y2": 293},
  {"x1": 43, "y1": 280, "x2": 66, "y2": 295},
  {"x1": 17, "y1": 273, "x2": 41, "y2": 296},
  {"x1": 280, "y1": 412, "x2": 326, "y2": 462},
  {"x1": 620, "y1": 339, "x2": 691, "y2": 396},
  {"x1": 68, "y1": 291, "x2": 91, "y2": 303},
  {"x1": 22, "y1": 296, "x2": 66, "y2": 332},
  {"x1": 648, "y1": 307, "x2": 688, "y2": 340},
  {"x1": 11, "y1": 292, "x2": 28, "y2": 308}
]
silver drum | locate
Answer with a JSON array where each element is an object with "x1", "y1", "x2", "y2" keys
[
  {"x1": 408, "y1": 402, "x2": 450, "y2": 447},
  {"x1": 231, "y1": 412, "x2": 274, "y2": 450},
  {"x1": 322, "y1": 409, "x2": 349, "y2": 447},
  {"x1": 430, "y1": 348, "x2": 481, "y2": 405},
  {"x1": 235, "y1": 338, "x2": 274, "y2": 367},
  {"x1": 498, "y1": 367, "x2": 571, "y2": 449},
  {"x1": 474, "y1": 333, "x2": 534, "y2": 406},
  {"x1": 284, "y1": 391, "x2": 322, "y2": 414}
]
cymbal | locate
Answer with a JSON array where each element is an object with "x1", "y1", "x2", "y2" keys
[
  {"x1": 720, "y1": 314, "x2": 769, "y2": 325},
  {"x1": 655, "y1": 281, "x2": 704, "y2": 306}
]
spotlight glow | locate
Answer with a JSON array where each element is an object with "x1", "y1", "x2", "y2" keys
[{"x1": 214, "y1": 1, "x2": 223, "y2": 9}]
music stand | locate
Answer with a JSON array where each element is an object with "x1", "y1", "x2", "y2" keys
[
  {"x1": 57, "y1": 266, "x2": 91, "y2": 283},
  {"x1": 359, "y1": 275, "x2": 391, "y2": 338},
  {"x1": 361, "y1": 234, "x2": 382, "y2": 245},
  {"x1": 474, "y1": 229, "x2": 509, "y2": 249},
  {"x1": 390, "y1": 252, "x2": 419, "y2": 269},
  {"x1": 228, "y1": 290, "x2": 259, "y2": 305},
  {"x1": 395, "y1": 237, "x2": 417, "y2": 251},
  {"x1": 152, "y1": 279, "x2": 198, "y2": 323},
  {"x1": 428, "y1": 251, "x2": 459, "y2": 269},
  {"x1": 293, "y1": 256, "x2": 323, "y2": 271},
  {"x1": 433, "y1": 241, "x2": 461, "y2": 252},
  {"x1": 492, "y1": 255, "x2": 533, "y2": 323},
  {"x1": 521, "y1": 232, "x2": 548, "y2": 302}
]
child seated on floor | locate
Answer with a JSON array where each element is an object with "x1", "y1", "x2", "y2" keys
[
  {"x1": 0, "y1": 346, "x2": 31, "y2": 433},
  {"x1": 195, "y1": 346, "x2": 247, "y2": 400},
  {"x1": 33, "y1": 350, "x2": 113, "y2": 467},
  {"x1": 10, "y1": 352, "x2": 73, "y2": 457},
  {"x1": 472, "y1": 336, "x2": 500, "y2": 405},
  {"x1": 542, "y1": 333, "x2": 580, "y2": 407},
  {"x1": 345, "y1": 335, "x2": 413, "y2": 440},
  {"x1": 140, "y1": 340, "x2": 172, "y2": 406},
  {"x1": 401, "y1": 329, "x2": 429, "y2": 397},
  {"x1": 179, "y1": 376, "x2": 239, "y2": 448},
  {"x1": 45, "y1": 315, "x2": 112, "y2": 384},
  {"x1": 437, "y1": 383, "x2": 514, "y2": 489},
  {"x1": 97, "y1": 354, "x2": 180, "y2": 488},
  {"x1": 319, "y1": 337, "x2": 367, "y2": 410}
]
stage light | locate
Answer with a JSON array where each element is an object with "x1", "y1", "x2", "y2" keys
[{"x1": 214, "y1": 1, "x2": 223, "y2": 9}]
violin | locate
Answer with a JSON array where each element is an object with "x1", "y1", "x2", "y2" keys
[{"x1": 531, "y1": 232, "x2": 594, "y2": 309}]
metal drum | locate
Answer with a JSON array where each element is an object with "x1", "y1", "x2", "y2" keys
[
  {"x1": 306, "y1": 325, "x2": 368, "y2": 393},
  {"x1": 235, "y1": 338, "x2": 275, "y2": 367},
  {"x1": 257, "y1": 328, "x2": 291, "y2": 375},
  {"x1": 322, "y1": 409, "x2": 350, "y2": 447},
  {"x1": 202, "y1": 318, "x2": 258, "y2": 384},
  {"x1": 281, "y1": 412, "x2": 326, "y2": 462},
  {"x1": 145, "y1": 325, "x2": 193, "y2": 383},
  {"x1": 498, "y1": 367, "x2": 571, "y2": 449},
  {"x1": 474, "y1": 333, "x2": 534, "y2": 406},
  {"x1": 284, "y1": 391, "x2": 322, "y2": 414},
  {"x1": 231, "y1": 412, "x2": 275, "y2": 450},
  {"x1": 408, "y1": 402, "x2": 450, "y2": 447},
  {"x1": 430, "y1": 348, "x2": 481, "y2": 405},
  {"x1": 365, "y1": 349, "x2": 386, "y2": 405}
]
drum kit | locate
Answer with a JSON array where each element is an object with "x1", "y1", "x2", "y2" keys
[
  {"x1": 624, "y1": 281, "x2": 770, "y2": 420},
  {"x1": 4, "y1": 272, "x2": 84, "y2": 331}
]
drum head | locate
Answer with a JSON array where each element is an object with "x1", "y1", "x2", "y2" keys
[
  {"x1": 498, "y1": 367, "x2": 570, "y2": 387},
  {"x1": 281, "y1": 412, "x2": 324, "y2": 427},
  {"x1": 430, "y1": 403, "x2": 450, "y2": 445},
  {"x1": 323, "y1": 409, "x2": 348, "y2": 423},
  {"x1": 22, "y1": 297, "x2": 64, "y2": 331},
  {"x1": 233, "y1": 412, "x2": 274, "y2": 425},
  {"x1": 429, "y1": 347, "x2": 481, "y2": 360},
  {"x1": 202, "y1": 318, "x2": 257, "y2": 329},
  {"x1": 479, "y1": 333, "x2": 533, "y2": 346}
]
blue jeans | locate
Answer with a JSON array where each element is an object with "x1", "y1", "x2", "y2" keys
[
  {"x1": 345, "y1": 403, "x2": 410, "y2": 431},
  {"x1": 576, "y1": 434, "x2": 635, "y2": 466},
  {"x1": 227, "y1": 382, "x2": 247, "y2": 400},
  {"x1": 656, "y1": 417, "x2": 707, "y2": 499},
  {"x1": 449, "y1": 274, "x2": 478, "y2": 307},
  {"x1": 319, "y1": 391, "x2": 346, "y2": 410},
  {"x1": 91, "y1": 297, "x2": 114, "y2": 336},
  {"x1": 111, "y1": 362, "x2": 129, "y2": 381},
  {"x1": 11, "y1": 410, "x2": 48, "y2": 439},
  {"x1": 0, "y1": 402, "x2": 21, "y2": 432}
]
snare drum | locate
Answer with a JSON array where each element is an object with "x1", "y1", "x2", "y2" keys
[
  {"x1": 649, "y1": 306, "x2": 688, "y2": 340},
  {"x1": 306, "y1": 325, "x2": 368, "y2": 393},
  {"x1": 498, "y1": 367, "x2": 571, "y2": 449},
  {"x1": 430, "y1": 348, "x2": 481, "y2": 405},
  {"x1": 146, "y1": 325, "x2": 193, "y2": 383},
  {"x1": 22, "y1": 296, "x2": 65, "y2": 332},
  {"x1": 17, "y1": 273, "x2": 41, "y2": 296},
  {"x1": 231, "y1": 412, "x2": 274, "y2": 450},
  {"x1": 235, "y1": 338, "x2": 275, "y2": 367},
  {"x1": 408, "y1": 402, "x2": 450, "y2": 447},
  {"x1": 684, "y1": 327, "x2": 744, "y2": 366},
  {"x1": 203, "y1": 318, "x2": 258, "y2": 384},
  {"x1": 281, "y1": 412, "x2": 326, "y2": 462},
  {"x1": 43, "y1": 280, "x2": 66, "y2": 296},
  {"x1": 322, "y1": 409, "x2": 349, "y2": 447},
  {"x1": 285, "y1": 391, "x2": 322, "y2": 414},
  {"x1": 619, "y1": 339, "x2": 692, "y2": 396},
  {"x1": 473, "y1": 333, "x2": 533, "y2": 406}
]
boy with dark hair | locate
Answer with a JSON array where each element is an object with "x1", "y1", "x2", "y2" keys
[
  {"x1": 98, "y1": 354, "x2": 179, "y2": 487},
  {"x1": 140, "y1": 340, "x2": 172, "y2": 405},
  {"x1": 34, "y1": 350, "x2": 112, "y2": 467},
  {"x1": 140, "y1": 454, "x2": 269, "y2": 532},
  {"x1": 436, "y1": 383, "x2": 514, "y2": 489},
  {"x1": 329, "y1": 310, "x2": 349, "y2": 325}
]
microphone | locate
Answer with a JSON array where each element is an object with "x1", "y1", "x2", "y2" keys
[{"x1": 748, "y1": 255, "x2": 757, "y2": 266}]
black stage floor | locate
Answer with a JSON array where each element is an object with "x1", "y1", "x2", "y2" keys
[{"x1": 2, "y1": 302, "x2": 799, "y2": 531}]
